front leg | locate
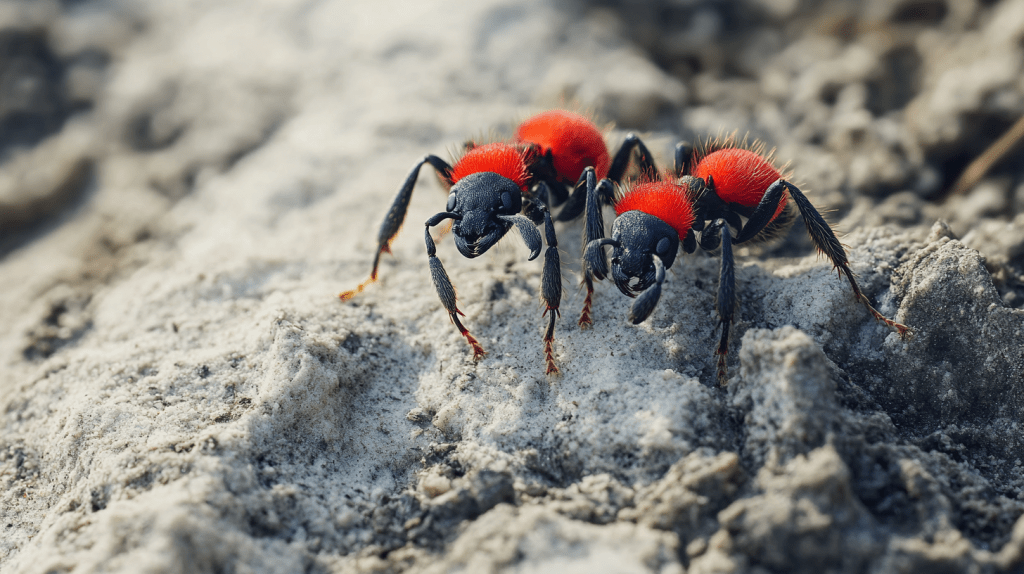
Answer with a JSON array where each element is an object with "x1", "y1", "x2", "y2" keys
[
  {"x1": 425, "y1": 212, "x2": 485, "y2": 360},
  {"x1": 705, "y1": 219, "x2": 736, "y2": 386},
  {"x1": 540, "y1": 206, "x2": 563, "y2": 374},
  {"x1": 578, "y1": 168, "x2": 615, "y2": 328},
  {"x1": 341, "y1": 155, "x2": 454, "y2": 300},
  {"x1": 521, "y1": 183, "x2": 563, "y2": 374}
]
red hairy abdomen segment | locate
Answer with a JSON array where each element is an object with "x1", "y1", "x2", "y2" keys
[
  {"x1": 516, "y1": 110, "x2": 610, "y2": 182},
  {"x1": 451, "y1": 142, "x2": 530, "y2": 192},
  {"x1": 693, "y1": 148, "x2": 786, "y2": 221},
  {"x1": 615, "y1": 181, "x2": 695, "y2": 239}
]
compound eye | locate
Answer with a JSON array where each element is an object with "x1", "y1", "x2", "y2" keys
[
  {"x1": 446, "y1": 192, "x2": 457, "y2": 212},
  {"x1": 656, "y1": 237, "x2": 671, "y2": 255},
  {"x1": 500, "y1": 191, "x2": 512, "y2": 211}
]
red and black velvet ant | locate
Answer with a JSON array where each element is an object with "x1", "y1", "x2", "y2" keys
[
  {"x1": 579, "y1": 137, "x2": 911, "y2": 384},
  {"x1": 341, "y1": 110, "x2": 655, "y2": 374}
]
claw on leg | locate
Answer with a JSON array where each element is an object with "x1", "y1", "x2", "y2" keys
[
  {"x1": 543, "y1": 307, "x2": 560, "y2": 375},
  {"x1": 452, "y1": 312, "x2": 486, "y2": 360},
  {"x1": 836, "y1": 262, "x2": 911, "y2": 339},
  {"x1": 578, "y1": 285, "x2": 594, "y2": 329},
  {"x1": 854, "y1": 290, "x2": 911, "y2": 339},
  {"x1": 340, "y1": 248, "x2": 388, "y2": 300},
  {"x1": 785, "y1": 182, "x2": 911, "y2": 339},
  {"x1": 340, "y1": 274, "x2": 376, "y2": 301},
  {"x1": 544, "y1": 339, "x2": 558, "y2": 375}
]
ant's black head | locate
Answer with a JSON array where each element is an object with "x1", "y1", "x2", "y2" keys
[
  {"x1": 608, "y1": 210, "x2": 679, "y2": 297},
  {"x1": 447, "y1": 171, "x2": 524, "y2": 258}
]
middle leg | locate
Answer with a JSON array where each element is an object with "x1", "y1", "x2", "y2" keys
[
  {"x1": 525, "y1": 182, "x2": 564, "y2": 374},
  {"x1": 424, "y1": 212, "x2": 486, "y2": 359}
]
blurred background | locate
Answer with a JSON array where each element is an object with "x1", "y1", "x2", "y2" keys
[{"x1": 3, "y1": 0, "x2": 1023, "y2": 303}]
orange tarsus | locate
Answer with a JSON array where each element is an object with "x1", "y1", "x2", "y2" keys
[
  {"x1": 841, "y1": 269, "x2": 912, "y2": 340},
  {"x1": 452, "y1": 312, "x2": 486, "y2": 359},
  {"x1": 339, "y1": 274, "x2": 377, "y2": 301},
  {"x1": 465, "y1": 332, "x2": 487, "y2": 360},
  {"x1": 858, "y1": 293, "x2": 912, "y2": 339},
  {"x1": 544, "y1": 339, "x2": 559, "y2": 375},
  {"x1": 341, "y1": 245, "x2": 388, "y2": 301},
  {"x1": 578, "y1": 289, "x2": 595, "y2": 329},
  {"x1": 543, "y1": 304, "x2": 561, "y2": 375}
]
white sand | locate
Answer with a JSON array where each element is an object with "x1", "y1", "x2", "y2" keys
[{"x1": 3, "y1": 1, "x2": 1024, "y2": 572}]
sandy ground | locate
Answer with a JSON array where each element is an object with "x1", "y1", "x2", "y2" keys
[{"x1": 2, "y1": 0, "x2": 1024, "y2": 572}]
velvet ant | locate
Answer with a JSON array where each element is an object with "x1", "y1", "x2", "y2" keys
[
  {"x1": 579, "y1": 137, "x2": 911, "y2": 384},
  {"x1": 340, "y1": 110, "x2": 655, "y2": 374}
]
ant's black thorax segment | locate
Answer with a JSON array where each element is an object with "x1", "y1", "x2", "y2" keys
[{"x1": 679, "y1": 175, "x2": 749, "y2": 244}]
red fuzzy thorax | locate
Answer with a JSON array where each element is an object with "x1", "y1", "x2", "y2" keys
[
  {"x1": 692, "y1": 148, "x2": 787, "y2": 221},
  {"x1": 615, "y1": 180, "x2": 695, "y2": 239},
  {"x1": 515, "y1": 110, "x2": 610, "y2": 182},
  {"x1": 450, "y1": 142, "x2": 530, "y2": 192}
]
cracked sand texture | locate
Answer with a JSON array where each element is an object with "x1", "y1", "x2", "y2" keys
[{"x1": 2, "y1": 0, "x2": 1024, "y2": 572}]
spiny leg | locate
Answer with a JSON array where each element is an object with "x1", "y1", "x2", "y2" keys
[
  {"x1": 709, "y1": 219, "x2": 737, "y2": 386},
  {"x1": 579, "y1": 273, "x2": 596, "y2": 329},
  {"x1": 579, "y1": 169, "x2": 603, "y2": 328},
  {"x1": 581, "y1": 237, "x2": 618, "y2": 328},
  {"x1": 540, "y1": 207, "x2": 562, "y2": 374},
  {"x1": 523, "y1": 183, "x2": 563, "y2": 374},
  {"x1": 424, "y1": 211, "x2": 485, "y2": 359},
  {"x1": 782, "y1": 181, "x2": 910, "y2": 338},
  {"x1": 578, "y1": 168, "x2": 616, "y2": 328},
  {"x1": 341, "y1": 155, "x2": 454, "y2": 300}
]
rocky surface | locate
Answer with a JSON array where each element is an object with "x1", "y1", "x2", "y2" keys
[{"x1": 2, "y1": 0, "x2": 1024, "y2": 572}]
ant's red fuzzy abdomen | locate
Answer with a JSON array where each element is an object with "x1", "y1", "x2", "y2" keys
[
  {"x1": 450, "y1": 142, "x2": 530, "y2": 192},
  {"x1": 515, "y1": 110, "x2": 611, "y2": 182},
  {"x1": 614, "y1": 180, "x2": 695, "y2": 239},
  {"x1": 693, "y1": 148, "x2": 787, "y2": 221}
]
